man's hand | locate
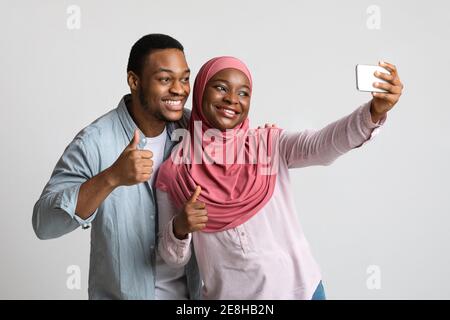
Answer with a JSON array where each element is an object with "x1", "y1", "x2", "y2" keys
[
  {"x1": 258, "y1": 123, "x2": 277, "y2": 129},
  {"x1": 74, "y1": 129, "x2": 152, "y2": 220},
  {"x1": 173, "y1": 186, "x2": 208, "y2": 240},
  {"x1": 370, "y1": 60, "x2": 404, "y2": 123},
  {"x1": 107, "y1": 129, "x2": 153, "y2": 187}
]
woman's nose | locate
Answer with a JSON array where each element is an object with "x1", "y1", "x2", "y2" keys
[{"x1": 224, "y1": 92, "x2": 239, "y2": 104}]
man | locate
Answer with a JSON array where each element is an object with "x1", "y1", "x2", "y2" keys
[{"x1": 32, "y1": 34, "x2": 201, "y2": 299}]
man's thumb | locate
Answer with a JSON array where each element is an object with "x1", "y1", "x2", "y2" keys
[
  {"x1": 189, "y1": 185, "x2": 201, "y2": 203},
  {"x1": 127, "y1": 129, "x2": 140, "y2": 150}
]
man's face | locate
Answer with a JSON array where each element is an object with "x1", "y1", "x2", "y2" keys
[
  {"x1": 136, "y1": 48, "x2": 190, "y2": 122},
  {"x1": 202, "y1": 68, "x2": 251, "y2": 130}
]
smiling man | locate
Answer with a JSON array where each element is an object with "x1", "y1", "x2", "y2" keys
[{"x1": 32, "y1": 34, "x2": 201, "y2": 300}]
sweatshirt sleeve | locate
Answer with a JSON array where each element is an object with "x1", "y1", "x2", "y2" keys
[
  {"x1": 279, "y1": 100, "x2": 386, "y2": 168},
  {"x1": 156, "y1": 190, "x2": 192, "y2": 267}
]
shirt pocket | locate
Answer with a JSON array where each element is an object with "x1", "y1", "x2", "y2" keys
[{"x1": 217, "y1": 225, "x2": 252, "y2": 255}]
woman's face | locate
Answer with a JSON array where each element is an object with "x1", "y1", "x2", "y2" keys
[{"x1": 201, "y1": 68, "x2": 251, "y2": 130}]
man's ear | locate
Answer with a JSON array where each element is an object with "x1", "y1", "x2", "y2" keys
[{"x1": 127, "y1": 71, "x2": 139, "y2": 91}]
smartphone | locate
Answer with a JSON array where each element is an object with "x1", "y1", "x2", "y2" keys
[{"x1": 356, "y1": 64, "x2": 390, "y2": 93}]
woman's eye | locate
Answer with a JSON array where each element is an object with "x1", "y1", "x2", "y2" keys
[
  {"x1": 239, "y1": 91, "x2": 249, "y2": 97},
  {"x1": 215, "y1": 85, "x2": 226, "y2": 92},
  {"x1": 182, "y1": 77, "x2": 190, "y2": 83}
]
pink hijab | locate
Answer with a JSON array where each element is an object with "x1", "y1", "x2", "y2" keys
[{"x1": 155, "y1": 56, "x2": 279, "y2": 232}]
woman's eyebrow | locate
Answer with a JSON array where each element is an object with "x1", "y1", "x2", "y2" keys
[
  {"x1": 211, "y1": 78, "x2": 229, "y2": 83},
  {"x1": 211, "y1": 79, "x2": 250, "y2": 90}
]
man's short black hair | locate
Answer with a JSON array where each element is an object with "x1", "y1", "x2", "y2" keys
[{"x1": 127, "y1": 34, "x2": 184, "y2": 76}]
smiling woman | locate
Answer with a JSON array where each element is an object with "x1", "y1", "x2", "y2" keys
[{"x1": 154, "y1": 55, "x2": 398, "y2": 300}]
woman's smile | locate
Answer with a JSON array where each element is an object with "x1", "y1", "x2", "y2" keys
[{"x1": 214, "y1": 104, "x2": 241, "y2": 119}]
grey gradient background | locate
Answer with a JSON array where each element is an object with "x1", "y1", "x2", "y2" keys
[{"x1": 1, "y1": 0, "x2": 449, "y2": 299}]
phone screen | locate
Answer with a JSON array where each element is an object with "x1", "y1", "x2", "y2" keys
[{"x1": 356, "y1": 64, "x2": 390, "y2": 93}]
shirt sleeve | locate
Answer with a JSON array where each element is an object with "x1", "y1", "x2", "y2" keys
[
  {"x1": 156, "y1": 190, "x2": 192, "y2": 267},
  {"x1": 32, "y1": 136, "x2": 98, "y2": 239},
  {"x1": 279, "y1": 100, "x2": 387, "y2": 169}
]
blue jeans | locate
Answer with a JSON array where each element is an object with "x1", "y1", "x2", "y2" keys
[{"x1": 311, "y1": 281, "x2": 326, "y2": 300}]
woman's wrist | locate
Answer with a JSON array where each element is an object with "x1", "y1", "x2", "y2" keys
[{"x1": 173, "y1": 216, "x2": 188, "y2": 240}]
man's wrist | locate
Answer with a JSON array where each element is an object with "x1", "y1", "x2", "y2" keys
[{"x1": 103, "y1": 166, "x2": 120, "y2": 189}]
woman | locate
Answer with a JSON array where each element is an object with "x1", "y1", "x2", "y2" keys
[{"x1": 155, "y1": 56, "x2": 401, "y2": 299}]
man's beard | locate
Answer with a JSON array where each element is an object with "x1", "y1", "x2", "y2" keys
[{"x1": 138, "y1": 85, "x2": 166, "y2": 121}]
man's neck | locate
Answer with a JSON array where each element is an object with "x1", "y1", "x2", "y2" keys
[{"x1": 127, "y1": 98, "x2": 166, "y2": 138}]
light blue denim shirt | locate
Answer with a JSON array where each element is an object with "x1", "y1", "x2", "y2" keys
[{"x1": 32, "y1": 94, "x2": 201, "y2": 299}]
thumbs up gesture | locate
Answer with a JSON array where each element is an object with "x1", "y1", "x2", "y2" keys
[
  {"x1": 173, "y1": 186, "x2": 208, "y2": 240},
  {"x1": 107, "y1": 129, "x2": 154, "y2": 187}
]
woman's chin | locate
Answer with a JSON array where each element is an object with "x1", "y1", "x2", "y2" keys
[
  {"x1": 208, "y1": 114, "x2": 245, "y2": 130},
  {"x1": 218, "y1": 121, "x2": 242, "y2": 131}
]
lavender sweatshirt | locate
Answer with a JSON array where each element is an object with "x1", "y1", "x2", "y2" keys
[{"x1": 157, "y1": 101, "x2": 386, "y2": 299}]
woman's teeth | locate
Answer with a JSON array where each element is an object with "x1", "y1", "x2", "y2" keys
[
  {"x1": 216, "y1": 106, "x2": 238, "y2": 118},
  {"x1": 223, "y1": 109, "x2": 236, "y2": 116}
]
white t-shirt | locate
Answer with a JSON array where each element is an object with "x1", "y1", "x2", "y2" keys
[
  {"x1": 142, "y1": 127, "x2": 167, "y2": 186},
  {"x1": 142, "y1": 126, "x2": 189, "y2": 300}
]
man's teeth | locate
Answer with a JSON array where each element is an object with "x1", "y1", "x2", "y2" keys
[{"x1": 164, "y1": 100, "x2": 182, "y2": 105}]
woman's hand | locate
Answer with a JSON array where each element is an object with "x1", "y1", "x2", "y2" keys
[
  {"x1": 370, "y1": 61, "x2": 404, "y2": 123},
  {"x1": 173, "y1": 186, "x2": 208, "y2": 240}
]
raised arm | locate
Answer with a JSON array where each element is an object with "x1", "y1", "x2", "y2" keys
[
  {"x1": 32, "y1": 129, "x2": 153, "y2": 239},
  {"x1": 280, "y1": 61, "x2": 403, "y2": 169},
  {"x1": 279, "y1": 100, "x2": 385, "y2": 168}
]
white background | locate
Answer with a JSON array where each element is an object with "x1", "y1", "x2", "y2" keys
[{"x1": 1, "y1": 0, "x2": 449, "y2": 299}]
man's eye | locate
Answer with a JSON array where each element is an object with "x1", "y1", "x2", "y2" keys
[
  {"x1": 159, "y1": 78, "x2": 170, "y2": 83},
  {"x1": 182, "y1": 77, "x2": 190, "y2": 83},
  {"x1": 239, "y1": 91, "x2": 249, "y2": 97}
]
